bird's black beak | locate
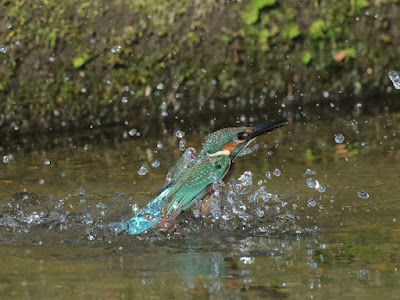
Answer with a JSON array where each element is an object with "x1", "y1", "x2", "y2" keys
[{"x1": 246, "y1": 119, "x2": 288, "y2": 141}]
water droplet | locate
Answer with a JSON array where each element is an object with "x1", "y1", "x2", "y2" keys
[
  {"x1": 308, "y1": 198, "x2": 316, "y2": 207},
  {"x1": 44, "y1": 159, "x2": 51, "y2": 165},
  {"x1": 305, "y1": 169, "x2": 316, "y2": 175},
  {"x1": 156, "y1": 83, "x2": 164, "y2": 90},
  {"x1": 179, "y1": 139, "x2": 186, "y2": 151},
  {"x1": 201, "y1": 68, "x2": 207, "y2": 73},
  {"x1": 182, "y1": 147, "x2": 196, "y2": 161},
  {"x1": 128, "y1": 128, "x2": 137, "y2": 136},
  {"x1": 388, "y1": 70, "x2": 400, "y2": 89},
  {"x1": 124, "y1": 85, "x2": 130, "y2": 92},
  {"x1": 137, "y1": 164, "x2": 149, "y2": 176},
  {"x1": 306, "y1": 178, "x2": 318, "y2": 188},
  {"x1": 357, "y1": 191, "x2": 369, "y2": 199},
  {"x1": 265, "y1": 171, "x2": 271, "y2": 179},
  {"x1": 156, "y1": 141, "x2": 163, "y2": 149},
  {"x1": 240, "y1": 256, "x2": 254, "y2": 264},
  {"x1": 144, "y1": 213, "x2": 155, "y2": 221},
  {"x1": 121, "y1": 96, "x2": 128, "y2": 103},
  {"x1": 335, "y1": 134, "x2": 345, "y2": 143},
  {"x1": 0, "y1": 46, "x2": 7, "y2": 54},
  {"x1": 81, "y1": 87, "x2": 87, "y2": 93},
  {"x1": 79, "y1": 186, "x2": 85, "y2": 196},
  {"x1": 151, "y1": 160, "x2": 160, "y2": 168},
  {"x1": 7, "y1": 24, "x2": 12, "y2": 29},
  {"x1": 175, "y1": 130, "x2": 185, "y2": 138},
  {"x1": 110, "y1": 45, "x2": 121, "y2": 53},
  {"x1": 131, "y1": 204, "x2": 139, "y2": 213},
  {"x1": 273, "y1": 169, "x2": 281, "y2": 177},
  {"x1": 3, "y1": 155, "x2": 9, "y2": 163},
  {"x1": 255, "y1": 208, "x2": 264, "y2": 218},
  {"x1": 96, "y1": 202, "x2": 107, "y2": 209},
  {"x1": 235, "y1": 171, "x2": 253, "y2": 195}
]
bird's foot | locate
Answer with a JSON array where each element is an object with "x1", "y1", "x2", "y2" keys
[{"x1": 156, "y1": 213, "x2": 177, "y2": 233}]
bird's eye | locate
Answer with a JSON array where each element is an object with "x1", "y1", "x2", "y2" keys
[{"x1": 237, "y1": 132, "x2": 248, "y2": 140}]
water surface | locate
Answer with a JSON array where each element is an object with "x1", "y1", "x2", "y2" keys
[{"x1": 1, "y1": 103, "x2": 400, "y2": 299}]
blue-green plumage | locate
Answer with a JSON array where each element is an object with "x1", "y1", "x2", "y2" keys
[{"x1": 114, "y1": 120, "x2": 287, "y2": 235}]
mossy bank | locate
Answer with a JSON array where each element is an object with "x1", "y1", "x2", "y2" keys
[{"x1": 0, "y1": 0, "x2": 399, "y2": 137}]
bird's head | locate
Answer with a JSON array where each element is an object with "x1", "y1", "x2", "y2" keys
[{"x1": 199, "y1": 120, "x2": 287, "y2": 159}]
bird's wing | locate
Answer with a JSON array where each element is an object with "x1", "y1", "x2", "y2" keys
[
  {"x1": 164, "y1": 155, "x2": 231, "y2": 218},
  {"x1": 156, "y1": 152, "x2": 200, "y2": 196}
]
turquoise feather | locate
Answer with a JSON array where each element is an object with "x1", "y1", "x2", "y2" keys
[{"x1": 114, "y1": 156, "x2": 230, "y2": 234}]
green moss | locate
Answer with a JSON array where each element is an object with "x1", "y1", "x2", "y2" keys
[
  {"x1": 73, "y1": 55, "x2": 90, "y2": 69},
  {"x1": 309, "y1": 19, "x2": 326, "y2": 39},
  {"x1": 251, "y1": 0, "x2": 276, "y2": 9},
  {"x1": 286, "y1": 25, "x2": 301, "y2": 40},
  {"x1": 354, "y1": 0, "x2": 369, "y2": 12},
  {"x1": 186, "y1": 32, "x2": 200, "y2": 46},
  {"x1": 241, "y1": 6, "x2": 259, "y2": 25},
  {"x1": 345, "y1": 48, "x2": 356, "y2": 59},
  {"x1": 302, "y1": 51, "x2": 312, "y2": 65},
  {"x1": 0, "y1": 0, "x2": 398, "y2": 137}
]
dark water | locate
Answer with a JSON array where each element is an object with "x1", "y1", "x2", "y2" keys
[{"x1": 1, "y1": 100, "x2": 400, "y2": 299}]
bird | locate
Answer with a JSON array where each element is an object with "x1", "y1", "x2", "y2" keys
[{"x1": 111, "y1": 119, "x2": 287, "y2": 235}]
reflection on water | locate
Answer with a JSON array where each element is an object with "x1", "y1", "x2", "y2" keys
[{"x1": 0, "y1": 104, "x2": 400, "y2": 298}]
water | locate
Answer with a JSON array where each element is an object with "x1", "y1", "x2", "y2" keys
[
  {"x1": 388, "y1": 70, "x2": 400, "y2": 89},
  {"x1": 110, "y1": 45, "x2": 121, "y2": 53},
  {"x1": 0, "y1": 107, "x2": 400, "y2": 298},
  {"x1": 334, "y1": 133, "x2": 345, "y2": 143}
]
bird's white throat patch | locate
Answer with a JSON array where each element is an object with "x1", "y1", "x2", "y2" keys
[{"x1": 208, "y1": 149, "x2": 231, "y2": 157}]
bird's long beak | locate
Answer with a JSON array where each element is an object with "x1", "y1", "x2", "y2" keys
[{"x1": 246, "y1": 119, "x2": 288, "y2": 141}]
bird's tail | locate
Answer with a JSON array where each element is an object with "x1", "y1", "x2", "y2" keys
[{"x1": 110, "y1": 189, "x2": 169, "y2": 235}]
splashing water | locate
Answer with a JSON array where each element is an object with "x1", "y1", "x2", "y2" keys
[
  {"x1": 151, "y1": 160, "x2": 160, "y2": 168},
  {"x1": 388, "y1": 70, "x2": 400, "y2": 89},
  {"x1": 137, "y1": 164, "x2": 149, "y2": 176},
  {"x1": 357, "y1": 191, "x2": 369, "y2": 199},
  {"x1": 197, "y1": 171, "x2": 297, "y2": 235},
  {"x1": 232, "y1": 171, "x2": 253, "y2": 195},
  {"x1": 306, "y1": 178, "x2": 326, "y2": 193},
  {"x1": 166, "y1": 147, "x2": 197, "y2": 184},
  {"x1": 110, "y1": 45, "x2": 121, "y2": 53},
  {"x1": 334, "y1": 134, "x2": 345, "y2": 143},
  {"x1": 175, "y1": 130, "x2": 185, "y2": 138}
]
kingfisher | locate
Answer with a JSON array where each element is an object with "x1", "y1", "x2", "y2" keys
[{"x1": 111, "y1": 119, "x2": 287, "y2": 235}]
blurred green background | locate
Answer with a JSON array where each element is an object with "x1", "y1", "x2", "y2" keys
[{"x1": 0, "y1": 0, "x2": 399, "y2": 138}]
